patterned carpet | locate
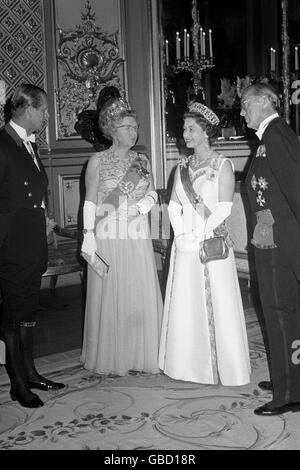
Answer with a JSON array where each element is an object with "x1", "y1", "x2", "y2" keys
[{"x1": 1, "y1": 308, "x2": 300, "y2": 450}]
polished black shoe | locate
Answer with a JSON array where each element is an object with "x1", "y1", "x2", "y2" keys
[
  {"x1": 254, "y1": 401, "x2": 300, "y2": 416},
  {"x1": 258, "y1": 380, "x2": 272, "y2": 391},
  {"x1": 28, "y1": 378, "x2": 65, "y2": 391},
  {"x1": 10, "y1": 390, "x2": 44, "y2": 408}
]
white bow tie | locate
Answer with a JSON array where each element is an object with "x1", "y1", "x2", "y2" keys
[{"x1": 23, "y1": 134, "x2": 35, "y2": 144}]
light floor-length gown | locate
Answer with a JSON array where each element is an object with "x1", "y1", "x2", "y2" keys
[
  {"x1": 159, "y1": 155, "x2": 251, "y2": 386},
  {"x1": 81, "y1": 149, "x2": 163, "y2": 376}
]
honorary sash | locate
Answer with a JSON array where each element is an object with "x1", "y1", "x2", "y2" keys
[
  {"x1": 179, "y1": 159, "x2": 212, "y2": 219},
  {"x1": 96, "y1": 152, "x2": 150, "y2": 225}
]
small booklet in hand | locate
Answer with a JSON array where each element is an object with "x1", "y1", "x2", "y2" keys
[{"x1": 81, "y1": 251, "x2": 110, "y2": 279}]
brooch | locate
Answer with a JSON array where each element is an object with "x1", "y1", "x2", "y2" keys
[
  {"x1": 179, "y1": 156, "x2": 189, "y2": 168},
  {"x1": 131, "y1": 157, "x2": 150, "y2": 179},
  {"x1": 119, "y1": 181, "x2": 135, "y2": 194},
  {"x1": 136, "y1": 166, "x2": 150, "y2": 179},
  {"x1": 194, "y1": 195, "x2": 203, "y2": 205}
]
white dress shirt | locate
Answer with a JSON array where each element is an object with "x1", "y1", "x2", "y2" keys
[{"x1": 255, "y1": 112, "x2": 279, "y2": 140}]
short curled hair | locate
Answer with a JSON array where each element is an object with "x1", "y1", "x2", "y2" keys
[
  {"x1": 10, "y1": 83, "x2": 46, "y2": 116},
  {"x1": 183, "y1": 111, "x2": 220, "y2": 140},
  {"x1": 98, "y1": 98, "x2": 137, "y2": 140}
]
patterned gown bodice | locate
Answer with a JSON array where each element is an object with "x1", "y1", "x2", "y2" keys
[
  {"x1": 94, "y1": 148, "x2": 151, "y2": 221},
  {"x1": 175, "y1": 154, "x2": 232, "y2": 239}
]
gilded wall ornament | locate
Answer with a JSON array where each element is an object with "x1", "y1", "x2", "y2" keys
[{"x1": 56, "y1": 0, "x2": 124, "y2": 138}]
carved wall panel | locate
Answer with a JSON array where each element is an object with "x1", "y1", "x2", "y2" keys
[
  {"x1": 58, "y1": 175, "x2": 80, "y2": 227},
  {"x1": 51, "y1": 0, "x2": 126, "y2": 143},
  {"x1": 50, "y1": 155, "x2": 87, "y2": 229},
  {"x1": 0, "y1": 0, "x2": 48, "y2": 147}
]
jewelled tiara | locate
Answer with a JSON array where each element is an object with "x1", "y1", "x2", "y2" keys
[
  {"x1": 102, "y1": 98, "x2": 131, "y2": 121},
  {"x1": 188, "y1": 102, "x2": 220, "y2": 126}
]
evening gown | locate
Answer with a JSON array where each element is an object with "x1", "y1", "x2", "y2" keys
[
  {"x1": 81, "y1": 149, "x2": 163, "y2": 376},
  {"x1": 159, "y1": 155, "x2": 251, "y2": 385}
]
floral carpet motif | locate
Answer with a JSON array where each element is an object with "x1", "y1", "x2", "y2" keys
[{"x1": 0, "y1": 308, "x2": 300, "y2": 450}]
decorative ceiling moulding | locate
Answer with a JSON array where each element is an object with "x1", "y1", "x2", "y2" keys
[
  {"x1": 53, "y1": 0, "x2": 126, "y2": 142},
  {"x1": 0, "y1": 0, "x2": 47, "y2": 148}
]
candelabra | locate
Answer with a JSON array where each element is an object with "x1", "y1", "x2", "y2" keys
[{"x1": 172, "y1": 0, "x2": 214, "y2": 96}]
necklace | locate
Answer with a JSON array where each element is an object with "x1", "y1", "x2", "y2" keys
[{"x1": 189, "y1": 152, "x2": 213, "y2": 170}]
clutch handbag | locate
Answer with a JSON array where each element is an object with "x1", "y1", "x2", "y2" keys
[
  {"x1": 199, "y1": 235, "x2": 229, "y2": 264},
  {"x1": 81, "y1": 252, "x2": 110, "y2": 279}
]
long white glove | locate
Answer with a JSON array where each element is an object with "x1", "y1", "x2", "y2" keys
[
  {"x1": 168, "y1": 200, "x2": 184, "y2": 237},
  {"x1": 81, "y1": 200, "x2": 97, "y2": 263},
  {"x1": 204, "y1": 201, "x2": 233, "y2": 235},
  {"x1": 136, "y1": 191, "x2": 158, "y2": 215}
]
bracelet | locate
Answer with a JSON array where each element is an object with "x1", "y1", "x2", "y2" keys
[{"x1": 148, "y1": 193, "x2": 157, "y2": 203}]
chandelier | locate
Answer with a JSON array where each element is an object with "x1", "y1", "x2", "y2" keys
[{"x1": 165, "y1": 0, "x2": 214, "y2": 96}]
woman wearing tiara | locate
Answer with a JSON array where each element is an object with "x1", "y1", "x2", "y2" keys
[
  {"x1": 80, "y1": 87, "x2": 163, "y2": 376},
  {"x1": 159, "y1": 101, "x2": 251, "y2": 385}
]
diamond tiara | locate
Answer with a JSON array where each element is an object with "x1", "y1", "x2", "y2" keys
[
  {"x1": 103, "y1": 98, "x2": 130, "y2": 121},
  {"x1": 188, "y1": 102, "x2": 220, "y2": 126}
]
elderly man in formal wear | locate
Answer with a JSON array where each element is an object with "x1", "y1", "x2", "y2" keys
[
  {"x1": 241, "y1": 83, "x2": 300, "y2": 416},
  {"x1": 0, "y1": 83, "x2": 64, "y2": 408}
]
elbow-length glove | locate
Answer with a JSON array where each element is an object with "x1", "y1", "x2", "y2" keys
[
  {"x1": 204, "y1": 201, "x2": 233, "y2": 235},
  {"x1": 136, "y1": 190, "x2": 158, "y2": 215},
  {"x1": 81, "y1": 200, "x2": 97, "y2": 262}
]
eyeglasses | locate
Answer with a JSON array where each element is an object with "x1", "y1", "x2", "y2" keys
[{"x1": 115, "y1": 125, "x2": 139, "y2": 132}]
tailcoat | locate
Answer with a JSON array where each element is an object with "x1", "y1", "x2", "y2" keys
[
  {"x1": 0, "y1": 124, "x2": 48, "y2": 329},
  {"x1": 246, "y1": 117, "x2": 300, "y2": 404}
]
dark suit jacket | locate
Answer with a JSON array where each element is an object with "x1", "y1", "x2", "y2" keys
[
  {"x1": 246, "y1": 117, "x2": 300, "y2": 276},
  {"x1": 0, "y1": 124, "x2": 48, "y2": 248}
]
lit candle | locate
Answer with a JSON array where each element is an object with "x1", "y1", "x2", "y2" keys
[
  {"x1": 165, "y1": 39, "x2": 169, "y2": 66},
  {"x1": 273, "y1": 49, "x2": 276, "y2": 73},
  {"x1": 184, "y1": 28, "x2": 187, "y2": 57},
  {"x1": 209, "y1": 29, "x2": 213, "y2": 58},
  {"x1": 270, "y1": 47, "x2": 274, "y2": 72},
  {"x1": 295, "y1": 46, "x2": 299, "y2": 71},
  {"x1": 187, "y1": 33, "x2": 190, "y2": 58},
  {"x1": 203, "y1": 31, "x2": 206, "y2": 57},
  {"x1": 271, "y1": 47, "x2": 274, "y2": 72},
  {"x1": 176, "y1": 32, "x2": 180, "y2": 60},
  {"x1": 200, "y1": 27, "x2": 203, "y2": 56}
]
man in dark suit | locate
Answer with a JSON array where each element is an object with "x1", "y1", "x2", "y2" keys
[
  {"x1": 241, "y1": 83, "x2": 300, "y2": 415},
  {"x1": 0, "y1": 83, "x2": 64, "y2": 408}
]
